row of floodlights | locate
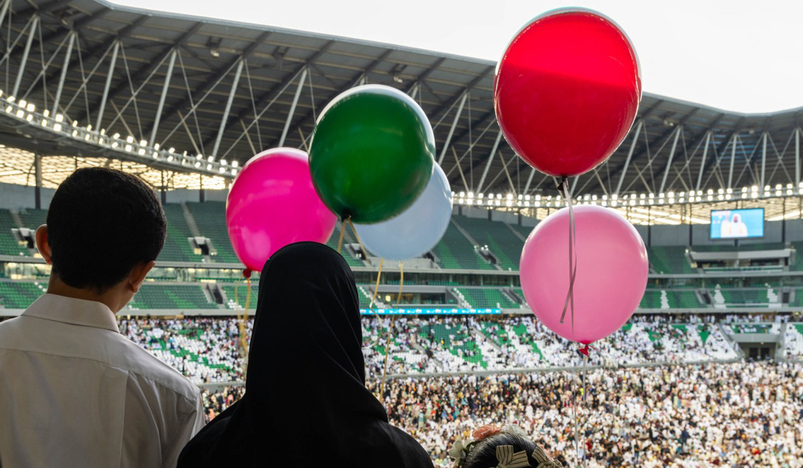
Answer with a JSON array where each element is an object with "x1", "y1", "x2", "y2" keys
[
  {"x1": 1, "y1": 91, "x2": 238, "y2": 177},
  {"x1": 452, "y1": 183, "x2": 803, "y2": 208}
]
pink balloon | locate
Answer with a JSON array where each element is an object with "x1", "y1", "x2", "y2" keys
[
  {"x1": 226, "y1": 148, "x2": 337, "y2": 272},
  {"x1": 520, "y1": 206, "x2": 648, "y2": 344}
]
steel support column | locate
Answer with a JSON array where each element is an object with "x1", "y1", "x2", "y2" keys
[
  {"x1": 727, "y1": 134, "x2": 738, "y2": 190},
  {"x1": 523, "y1": 167, "x2": 536, "y2": 194},
  {"x1": 51, "y1": 31, "x2": 75, "y2": 117},
  {"x1": 695, "y1": 131, "x2": 711, "y2": 192},
  {"x1": 149, "y1": 49, "x2": 178, "y2": 147},
  {"x1": 437, "y1": 92, "x2": 468, "y2": 165},
  {"x1": 34, "y1": 152, "x2": 42, "y2": 210},
  {"x1": 476, "y1": 131, "x2": 503, "y2": 194},
  {"x1": 12, "y1": 15, "x2": 39, "y2": 98},
  {"x1": 0, "y1": 0, "x2": 10, "y2": 33},
  {"x1": 278, "y1": 67, "x2": 308, "y2": 147},
  {"x1": 659, "y1": 127, "x2": 682, "y2": 194},
  {"x1": 615, "y1": 120, "x2": 643, "y2": 196},
  {"x1": 211, "y1": 58, "x2": 245, "y2": 159},
  {"x1": 760, "y1": 132, "x2": 768, "y2": 191},
  {"x1": 796, "y1": 128, "x2": 801, "y2": 191},
  {"x1": 95, "y1": 40, "x2": 120, "y2": 130}
]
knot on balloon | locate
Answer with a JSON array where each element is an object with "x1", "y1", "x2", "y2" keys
[
  {"x1": 242, "y1": 268, "x2": 252, "y2": 279},
  {"x1": 578, "y1": 344, "x2": 591, "y2": 357}
]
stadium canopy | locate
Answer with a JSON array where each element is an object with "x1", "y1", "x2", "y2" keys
[{"x1": 1, "y1": 0, "x2": 803, "y2": 211}]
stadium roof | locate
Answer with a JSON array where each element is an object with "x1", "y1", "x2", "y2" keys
[{"x1": 1, "y1": 0, "x2": 803, "y2": 200}]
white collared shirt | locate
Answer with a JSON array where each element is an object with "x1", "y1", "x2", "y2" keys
[{"x1": 0, "y1": 294, "x2": 203, "y2": 468}]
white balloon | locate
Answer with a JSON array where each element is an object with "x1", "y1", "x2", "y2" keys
[{"x1": 355, "y1": 164, "x2": 453, "y2": 260}]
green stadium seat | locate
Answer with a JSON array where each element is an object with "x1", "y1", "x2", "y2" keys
[
  {"x1": 648, "y1": 246, "x2": 694, "y2": 274},
  {"x1": 129, "y1": 284, "x2": 216, "y2": 310},
  {"x1": 0, "y1": 210, "x2": 28, "y2": 256},
  {"x1": 186, "y1": 202, "x2": 239, "y2": 263},
  {"x1": 455, "y1": 288, "x2": 518, "y2": 309},
  {"x1": 158, "y1": 204, "x2": 202, "y2": 263},
  {"x1": 0, "y1": 281, "x2": 45, "y2": 309},
  {"x1": 431, "y1": 222, "x2": 495, "y2": 270},
  {"x1": 454, "y1": 215, "x2": 524, "y2": 270}
]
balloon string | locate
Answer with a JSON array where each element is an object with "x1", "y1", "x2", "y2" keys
[
  {"x1": 337, "y1": 218, "x2": 347, "y2": 253},
  {"x1": 347, "y1": 218, "x2": 369, "y2": 262},
  {"x1": 574, "y1": 346, "x2": 589, "y2": 466},
  {"x1": 558, "y1": 177, "x2": 578, "y2": 341},
  {"x1": 236, "y1": 277, "x2": 252, "y2": 374},
  {"x1": 366, "y1": 258, "x2": 385, "y2": 351},
  {"x1": 380, "y1": 261, "x2": 403, "y2": 397}
]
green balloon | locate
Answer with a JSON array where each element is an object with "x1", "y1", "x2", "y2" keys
[{"x1": 309, "y1": 85, "x2": 435, "y2": 224}]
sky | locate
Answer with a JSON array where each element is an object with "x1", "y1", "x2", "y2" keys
[{"x1": 112, "y1": 0, "x2": 803, "y2": 114}]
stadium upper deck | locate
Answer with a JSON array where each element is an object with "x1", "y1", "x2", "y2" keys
[{"x1": 0, "y1": 0, "x2": 803, "y2": 212}]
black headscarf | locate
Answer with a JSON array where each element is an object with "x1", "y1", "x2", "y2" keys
[{"x1": 178, "y1": 242, "x2": 433, "y2": 468}]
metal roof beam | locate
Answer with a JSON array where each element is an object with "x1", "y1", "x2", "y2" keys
[
  {"x1": 208, "y1": 40, "x2": 334, "y2": 153},
  {"x1": 28, "y1": 13, "x2": 146, "y2": 100},
  {"x1": 144, "y1": 31, "x2": 271, "y2": 140},
  {"x1": 83, "y1": 22, "x2": 203, "y2": 122},
  {"x1": 404, "y1": 57, "x2": 445, "y2": 94},
  {"x1": 426, "y1": 66, "x2": 493, "y2": 124},
  {"x1": 266, "y1": 48, "x2": 394, "y2": 149}
]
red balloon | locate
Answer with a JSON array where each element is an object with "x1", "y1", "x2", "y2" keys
[{"x1": 494, "y1": 9, "x2": 641, "y2": 177}]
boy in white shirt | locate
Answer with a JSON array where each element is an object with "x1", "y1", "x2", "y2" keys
[{"x1": 0, "y1": 167, "x2": 203, "y2": 467}]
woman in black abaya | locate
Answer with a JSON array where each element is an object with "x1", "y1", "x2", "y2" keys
[{"x1": 178, "y1": 242, "x2": 433, "y2": 468}]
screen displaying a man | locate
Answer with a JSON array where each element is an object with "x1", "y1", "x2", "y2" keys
[{"x1": 720, "y1": 213, "x2": 748, "y2": 238}]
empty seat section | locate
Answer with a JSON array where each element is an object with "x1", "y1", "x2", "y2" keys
[
  {"x1": 0, "y1": 210, "x2": 27, "y2": 256},
  {"x1": 672, "y1": 290, "x2": 701, "y2": 308},
  {"x1": 17, "y1": 209, "x2": 47, "y2": 231},
  {"x1": 0, "y1": 281, "x2": 43, "y2": 309},
  {"x1": 457, "y1": 288, "x2": 517, "y2": 309},
  {"x1": 639, "y1": 290, "x2": 663, "y2": 309},
  {"x1": 187, "y1": 202, "x2": 239, "y2": 263},
  {"x1": 221, "y1": 284, "x2": 260, "y2": 309},
  {"x1": 431, "y1": 223, "x2": 494, "y2": 270},
  {"x1": 130, "y1": 284, "x2": 216, "y2": 309},
  {"x1": 159, "y1": 204, "x2": 202, "y2": 262},
  {"x1": 648, "y1": 246, "x2": 693, "y2": 273},
  {"x1": 325, "y1": 224, "x2": 364, "y2": 267},
  {"x1": 455, "y1": 215, "x2": 524, "y2": 270}
]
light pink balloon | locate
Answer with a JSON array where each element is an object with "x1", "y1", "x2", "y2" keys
[
  {"x1": 226, "y1": 148, "x2": 337, "y2": 272},
  {"x1": 520, "y1": 205, "x2": 648, "y2": 344}
]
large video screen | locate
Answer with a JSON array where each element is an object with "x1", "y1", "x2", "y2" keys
[{"x1": 710, "y1": 208, "x2": 764, "y2": 239}]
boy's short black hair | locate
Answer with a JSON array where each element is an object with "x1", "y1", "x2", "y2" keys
[{"x1": 46, "y1": 167, "x2": 166, "y2": 292}]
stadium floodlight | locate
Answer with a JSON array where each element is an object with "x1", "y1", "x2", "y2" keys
[
  {"x1": 232, "y1": 161, "x2": 239, "y2": 168},
  {"x1": 167, "y1": 155, "x2": 174, "y2": 162},
  {"x1": 18, "y1": 99, "x2": 26, "y2": 108},
  {"x1": 525, "y1": 194, "x2": 531, "y2": 201},
  {"x1": 196, "y1": 154, "x2": 203, "y2": 159},
  {"x1": 497, "y1": 194, "x2": 503, "y2": 200},
  {"x1": 221, "y1": 160, "x2": 228, "y2": 166},
  {"x1": 477, "y1": 193, "x2": 484, "y2": 199},
  {"x1": 459, "y1": 191, "x2": 466, "y2": 198},
  {"x1": 717, "y1": 188, "x2": 724, "y2": 194},
  {"x1": 207, "y1": 155, "x2": 214, "y2": 162},
  {"x1": 726, "y1": 187, "x2": 733, "y2": 194},
  {"x1": 195, "y1": 162, "x2": 202, "y2": 168},
  {"x1": 467, "y1": 192, "x2": 474, "y2": 198},
  {"x1": 26, "y1": 103, "x2": 35, "y2": 113},
  {"x1": 506, "y1": 193, "x2": 514, "y2": 200}
]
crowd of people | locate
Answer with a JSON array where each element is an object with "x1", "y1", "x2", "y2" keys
[
  {"x1": 201, "y1": 362, "x2": 803, "y2": 467},
  {"x1": 106, "y1": 314, "x2": 803, "y2": 384},
  {"x1": 361, "y1": 314, "x2": 740, "y2": 376},
  {"x1": 119, "y1": 317, "x2": 251, "y2": 383}
]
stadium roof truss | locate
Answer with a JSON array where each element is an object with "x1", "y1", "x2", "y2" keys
[{"x1": 1, "y1": 0, "x2": 803, "y2": 223}]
